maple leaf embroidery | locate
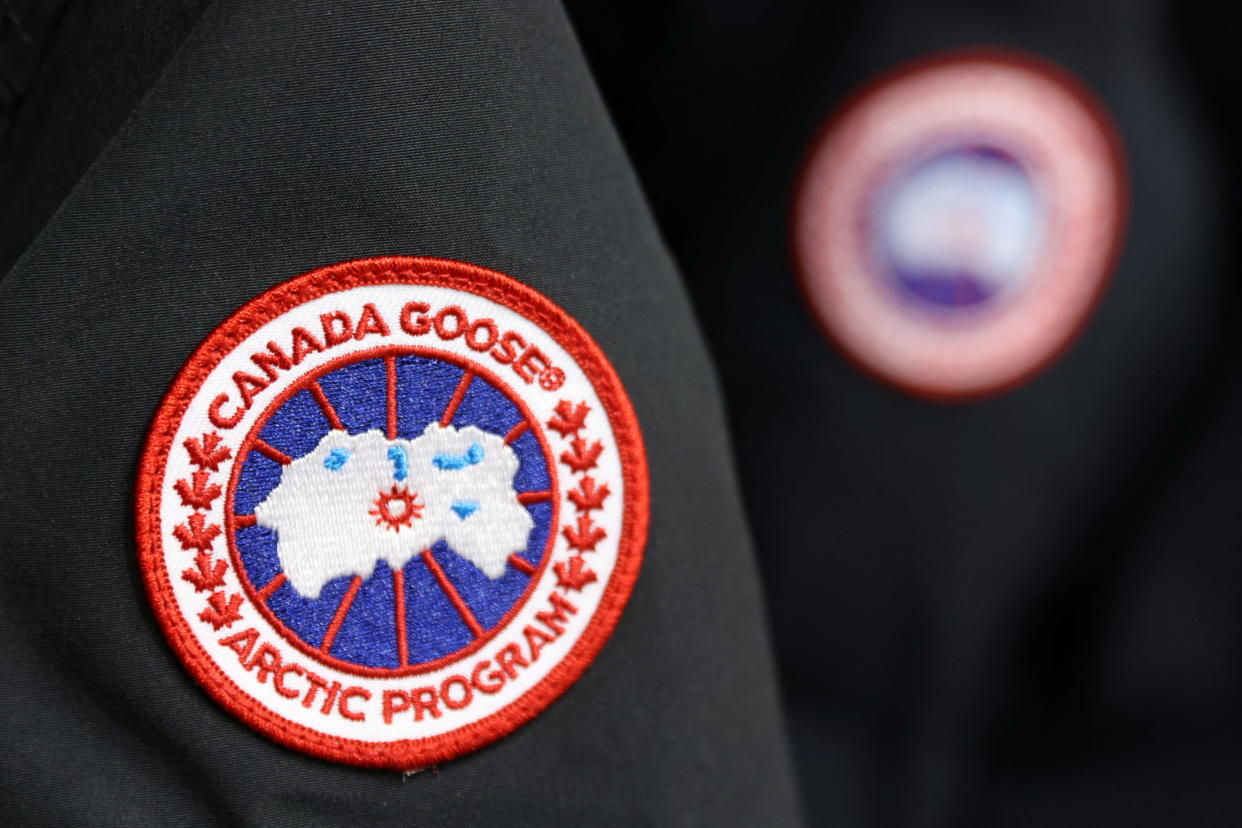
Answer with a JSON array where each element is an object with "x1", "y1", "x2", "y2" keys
[
  {"x1": 181, "y1": 551, "x2": 228, "y2": 592},
  {"x1": 567, "y1": 476, "x2": 610, "y2": 513},
  {"x1": 184, "y1": 431, "x2": 232, "y2": 471},
  {"x1": 563, "y1": 513, "x2": 606, "y2": 552},
  {"x1": 173, "y1": 513, "x2": 222, "y2": 552},
  {"x1": 554, "y1": 555, "x2": 598, "y2": 591},
  {"x1": 560, "y1": 436, "x2": 603, "y2": 473},
  {"x1": 546, "y1": 400, "x2": 590, "y2": 438},
  {"x1": 199, "y1": 590, "x2": 243, "y2": 630},
  {"x1": 173, "y1": 470, "x2": 222, "y2": 510}
]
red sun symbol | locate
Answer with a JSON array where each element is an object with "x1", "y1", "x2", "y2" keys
[{"x1": 369, "y1": 485, "x2": 423, "y2": 531}]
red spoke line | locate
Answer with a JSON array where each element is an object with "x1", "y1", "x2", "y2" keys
[
  {"x1": 234, "y1": 513, "x2": 257, "y2": 528},
  {"x1": 393, "y1": 567, "x2": 409, "y2": 667},
  {"x1": 439, "y1": 370, "x2": 475, "y2": 427},
  {"x1": 258, "y1": 572, "x2": 286, "y2": 600},
  {"x1": 386, "y1": 356, "x2": 398, "y2": 440},
  {"x1": 422, "y1": 548, "x2": 484, "y2": 638},
  {"x1": 320, "y1": 576, "x2": 363, "y2": 653},
  {"x1": 503, "y1": 421, "x2": 529, "y2": 444},
  {"x1": 253, "y1": 439, "x2": 292, "y2": 465},
  {"x1": 309, "y1": 380, "x2": 345, "y2": 430},
  {"x1": 516, "y1": 490, "x2": 551, "y2": 505},
  {"x1": 508, "y1": 554, "x2": 536, "y2": 576}
]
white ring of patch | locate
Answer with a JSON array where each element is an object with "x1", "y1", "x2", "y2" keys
[
  {"x1": 794, "y1": 56, "x2": 1123, "y2": 397},
  {"x1": 156, "y1": 284, "x2": 622, "y2": 743}
]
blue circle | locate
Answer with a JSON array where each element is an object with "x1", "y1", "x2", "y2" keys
[
  {"x1": 870, "y1": 144, "x2": 1044, "y2": 311},
  {"x1": 230, "y1": 352, "x2": 553, "y2": 671}
]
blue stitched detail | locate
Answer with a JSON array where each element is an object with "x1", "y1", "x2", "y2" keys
[
  {"x1": 433, "y1": 442, "x2": 485, "y2": 470},
  {"x1": 451, "y1": 500, "x2": 480, "y2": 520},
  {"x1": 233, "y1": 354, "x2": 552, "y2": 670},
  {"x1": 387, "y1": 445, "x2": 408, "y2": 481},
  {"x1": 323, "y1": 448, "x2": 351, "y2": 471}
]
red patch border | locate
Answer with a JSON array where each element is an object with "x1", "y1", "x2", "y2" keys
[
  {"x1": 791, "y1": 47, "x2": 1129, "y2": 402},
  {"x1": 135, "y1": 256, "x2": 649, "y2": 769}
]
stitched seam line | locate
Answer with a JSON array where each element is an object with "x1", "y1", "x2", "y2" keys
[{"x1": 0, "y1": 0, "x2": 223, "y2": 288}]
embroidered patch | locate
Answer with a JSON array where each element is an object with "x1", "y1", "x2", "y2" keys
[
  {"x1": 792, "y1": 50, "x2": 1126, "y2": 399},
  {"x1": 135, "y1": 256, "x2": 648, "y2": 769}
]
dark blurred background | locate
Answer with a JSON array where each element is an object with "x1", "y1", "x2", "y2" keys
[{"x1": 567, "y1": 2, "x2": 1242, "y2": 825}]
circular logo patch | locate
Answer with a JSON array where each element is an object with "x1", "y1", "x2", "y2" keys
[
  {"x1": 136, "y1": 256, "x2": 648, "y2": 768},
  {"x1": 793, "y1": 51, "x2": 1126, "y2": 399}
]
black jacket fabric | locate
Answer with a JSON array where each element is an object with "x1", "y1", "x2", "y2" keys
[
  {"x1": 8, "y1": 0, "x2": 1242, "y2": 826},
  {"x1": 568, "y1": 1, "x2": 1242, "y2": 825},
  {"x1": 0, "y1": 1, "x2": 800, "y2": 825}
]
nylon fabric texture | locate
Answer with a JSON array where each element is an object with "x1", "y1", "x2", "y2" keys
[{"x1": 0, "y1": 0, "x2": 801, "y2": 825}]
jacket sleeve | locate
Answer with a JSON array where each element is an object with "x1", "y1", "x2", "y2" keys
[{"x1": 0, "y1": 1, "x2": 801, "y2": 825}]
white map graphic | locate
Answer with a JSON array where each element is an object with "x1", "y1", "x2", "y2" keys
[
  {"x1": 254, "y1": 424, "x2": 535, "y2": 599},
  {"x1": 880, "y1": 152, "x2": 1044, "y2": 294}
]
